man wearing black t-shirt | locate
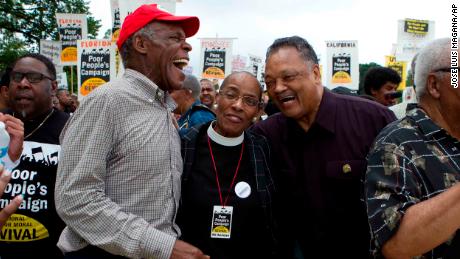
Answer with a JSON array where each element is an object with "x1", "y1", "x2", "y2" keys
[{"x1": 0, "y1": 53, "x2": 69, "y2": 258}]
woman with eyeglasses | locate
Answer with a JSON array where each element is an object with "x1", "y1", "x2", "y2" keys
[{"x1": 176, "y1": 71, "x2": 279, "y2": 259}]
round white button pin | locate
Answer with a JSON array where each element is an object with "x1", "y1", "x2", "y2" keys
[{"x1": 234, "y1": 181, "x2": 251, "y2": 198}]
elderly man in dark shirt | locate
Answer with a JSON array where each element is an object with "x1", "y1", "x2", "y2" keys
[{"x1": 252, "y1": 36, "x2": 396, "y2": 258}]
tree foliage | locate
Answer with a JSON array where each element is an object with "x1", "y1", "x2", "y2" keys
[
  {"x1": 0, "y1": 35, "x2": 28, "y2": 71},
  {"x1": 0, "y1": 0, "x2": 101, "y2": 68}
]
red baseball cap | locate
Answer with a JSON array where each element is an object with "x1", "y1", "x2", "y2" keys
[{"x1": 116, "y1": 4, "x2": 200, "y2": 49}]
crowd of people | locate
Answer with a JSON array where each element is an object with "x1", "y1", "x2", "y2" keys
[{"x1": 0, "y1": 3, "x2": 457, "y2": 259}]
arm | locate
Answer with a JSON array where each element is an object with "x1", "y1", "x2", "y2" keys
[
  {"x1": 366, "y1": 140, "x2": 460, "y2": 259},
  {"x1": 0, "y1": 113, "x2": 24, "y2": 229},
  {"x1": 382, "y1": 183, "x2": 460, "y2": 258},
  {"x1": 55, "y1": 92, "x2": 174, "y2": 258},
  {"x1": 56, "y1": 92, "x2": 208, "y2": 259}
]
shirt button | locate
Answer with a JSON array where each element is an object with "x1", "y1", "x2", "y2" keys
[
  {"x1": 148, "y1": 98, "x2": 153, "y2": 103},
  {"x1": 342, "y1": 164, "x2": 352, "y2": 174},
  {"x1": 157, "y1": 92, "x2": 163, "y2": 99}
]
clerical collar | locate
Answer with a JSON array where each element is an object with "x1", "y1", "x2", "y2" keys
[{"x1": 207, "y1": 122, "x2": 244, "y2": 147}]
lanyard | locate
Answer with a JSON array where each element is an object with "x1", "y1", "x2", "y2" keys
[{"x1": 207, "y1": 136, "x2": 244, "y2": 208}]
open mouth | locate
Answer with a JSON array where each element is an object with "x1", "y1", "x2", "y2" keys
[
  {"x1": 172, "y1": 59, "x2": 189, "y2": 70},
  {"x1": 279, "y1": 95, "x2": 296, "y2": 103}
]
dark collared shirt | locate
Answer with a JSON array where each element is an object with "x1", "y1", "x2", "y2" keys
[
  {"x1": 366, "y1": 108, "x2": 460, "y2": 258},
  {"x1": 252, "y1": 89, "x2": 396, "y2": 258}
]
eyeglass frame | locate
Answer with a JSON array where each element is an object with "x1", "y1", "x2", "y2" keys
[
  {"x1": 432, "y1": 67, "x2": 457, "y2": 73},
  {"x1": 10, "y1": 71, "x2": 55, "y2": 84},
  {"x1": 219, "y1": 89, "x2": 261, "y2": 107}
]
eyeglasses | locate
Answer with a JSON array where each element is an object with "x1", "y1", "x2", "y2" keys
[
  {"x1": 10, "y1": 71, "x2": 54, "y2": 84},
  {"x1": 432, "y1": 67, "x2": 457, "y2": 73},
  {"x1": 220, "y1": 90, "x2": 260, "y2": 107}
]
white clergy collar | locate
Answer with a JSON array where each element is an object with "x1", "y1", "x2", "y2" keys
[{"x1": 207, "y1": 122, "x2": 244, "y2": 147}]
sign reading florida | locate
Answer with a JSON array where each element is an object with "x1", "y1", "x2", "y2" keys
[
  {"x1": 77, "y1": 40, "x2": 116, "y2": 99},
  {"x1": 56, "y1": 13, "x2": 87, "y2": 65}
]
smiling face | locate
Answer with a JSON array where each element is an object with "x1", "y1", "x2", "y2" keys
[
  {"x1": 9, "y1": 57, "x2": 56, "y2": 120},
  {"x1": 371, "y1": 81, "x2": 399, "y2": 106},
  {"x1": 214, "y1": 73, "x2": 261, "y2": 137},
  {"x1": 264, "y1": 47, "x2": 323, "y2": 121},
  {"x1": 136, "y1": 21, "x2": 192, "y2": 92},
  {"x1": 200, "y1": 79, "x2": 216, "y2": 107}
]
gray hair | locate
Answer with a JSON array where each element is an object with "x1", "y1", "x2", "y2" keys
[
  {"x1": 183, "y1": 74, "x2": 201, "y2": 100},
  {"x1": 414, "y1": 38, "x2": 450, "y2": 100},
  {"x1": 119, "y1": 23, "x2": 157, "y2": 67}
]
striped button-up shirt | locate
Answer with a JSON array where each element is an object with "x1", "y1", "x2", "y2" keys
[{"x1": 55, "y1": 69, "x2": 182, "y2": 259}]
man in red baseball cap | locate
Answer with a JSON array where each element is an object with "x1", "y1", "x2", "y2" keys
[{"x1": 55, "y1": 4, "x2": 209, "y2": 259}]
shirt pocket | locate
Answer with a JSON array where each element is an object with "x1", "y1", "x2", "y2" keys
[{"x1": 325, "y1": 160, "x2": 367, "y2": 180}]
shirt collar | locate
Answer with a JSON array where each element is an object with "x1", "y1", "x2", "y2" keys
[
  {"x1": 313, "y1": 89, "x2": 337, "y2": 134},
  {"x1": 207, "y1": 121, "x2": 244, "y2": 146},
  {"x1": 407, "y1": 107, "x2": 444, "y2": 137},
  {"x1": 124, "y1": 69, "x2": 177, "y2": 111}
]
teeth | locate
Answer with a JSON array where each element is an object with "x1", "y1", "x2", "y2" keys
[
  {"x1": 173, "y1": 59, "x2": 189, "y2": 69},
  {"x1": 280, "y1": 96, "x2": 295, "y2": 102}
]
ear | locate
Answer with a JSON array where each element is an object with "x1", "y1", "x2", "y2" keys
[
  {"x1": 426, "y1": 74, "x2": 441, "y2": 99},
  {"x1": 311, "y1": 64, "x2": 322, "y2": 83},
  {"x1": 50, "y1": 80, "x2": 58, "y2": 95},
  {"x1": 0, "y1": 86, "x2": 8, "y2": 99},
  {"x1": 132, "y1": 34, "x2": 149, "y2": 54},
  {"x1": 370, "y1": 88, "x2": 377, "y2": 96}
]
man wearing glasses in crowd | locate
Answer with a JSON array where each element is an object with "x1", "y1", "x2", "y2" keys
[{"x1": 0, "y1": 53, "x2": 70, "y2": 258}]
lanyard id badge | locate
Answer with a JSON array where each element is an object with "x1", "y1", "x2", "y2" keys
[{"x1": 210, "y1": 205, "x2": 233, "y2": 239}]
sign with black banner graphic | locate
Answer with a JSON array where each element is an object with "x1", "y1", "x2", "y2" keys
[
  {"x1": 56, "y1": 13, "x2": 87, "y2": 65},
  {"x1": 77, "y1": 40, "x2": 116, "y2": 99},
  {"x1": 326, "y1": 40, "x2": 359, "y2": 90},
  {"x1": 200, "y1": 38, "x2": 234, "y2": 80},
  {"x1": 404, "y1": 19, "x2": 429, "y2": 35}
]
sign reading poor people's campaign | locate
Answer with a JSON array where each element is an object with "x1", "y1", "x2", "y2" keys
[
  {"x1": 326, "y1": 40, "x2": 359, "y2": 90},
  {"x1": 56, "y1": 13, "x2": 87, "y2": 65},
  {"x1": 332, "y1": 55, "x2": 351, "y2": 84},
  {"x1": 203, "y1": 49, "x2": 226, "y2": 79},
  {"x1": 200, "y1": 38, "x2": 234, "y2": 80},
  {"x1": 77, "y1": 40, "x2": 116, "y2": 100}
]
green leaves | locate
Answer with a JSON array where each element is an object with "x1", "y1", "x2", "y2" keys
[{"x1": 0, "y1": 0, "x2": 101, "y2": 69}]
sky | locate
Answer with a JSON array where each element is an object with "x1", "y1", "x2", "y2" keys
[{"x1": 88, "y1": 0, "x2": 452, "y2": 76}]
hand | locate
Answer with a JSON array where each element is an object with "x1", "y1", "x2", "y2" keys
[
  {"x1": 0, "y1": 165, "x2": 23, "y2": 230},
  {"x1": 0, "y1": 113, "x2": 24, "y2": 162},
  {"x1": 170, "y1": 240, "x2": 209, "y2": 259}
]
